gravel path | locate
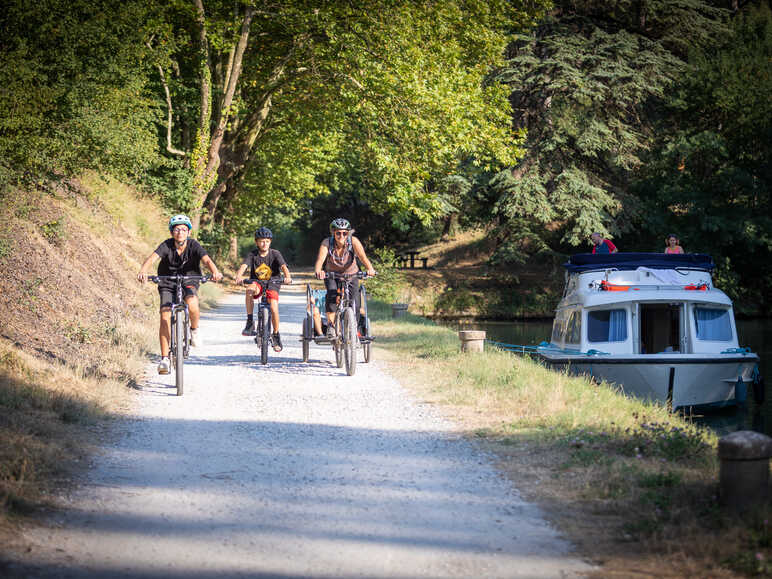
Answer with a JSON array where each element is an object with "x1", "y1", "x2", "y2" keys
[{"x1": 7, "y1": 284, "x2": 593, "y2": 578}]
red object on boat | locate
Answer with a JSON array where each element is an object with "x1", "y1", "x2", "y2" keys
[{"x1": 600, "y1": 280, "x2": 631, "y2": 291}]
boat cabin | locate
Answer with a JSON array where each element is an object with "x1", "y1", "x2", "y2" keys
[{"x1": 550, "y1": 253, "x2": 740, "y2": 356}]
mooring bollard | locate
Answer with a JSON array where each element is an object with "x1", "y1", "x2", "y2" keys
[
  {"x1": 391, "y1": 303, "x2": 409, "y2": 318},
  {"x1": 718, "y1": 430, "x2": 772, "y2": 511},
  {"x1": 458, "y1": 330, "x2": 485, "y2": 353}
]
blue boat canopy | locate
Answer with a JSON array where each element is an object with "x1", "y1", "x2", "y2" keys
[{"x1": 564, "y1": 253, "x2": 715, "y2": 273}]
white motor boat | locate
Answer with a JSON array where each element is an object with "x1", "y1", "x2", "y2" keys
[{"x1": 533, "y1": 253, "x2": 760, "y2": 410}]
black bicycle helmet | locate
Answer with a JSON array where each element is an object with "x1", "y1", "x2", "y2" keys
[
  {"x1": 329, "y1": 218, "x2": 351, "y2": 232},
  {"x1": 254, "y1": 227, "x2": 273, "y2": 239}
]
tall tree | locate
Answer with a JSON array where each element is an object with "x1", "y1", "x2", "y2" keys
[
  {"x1": 632, "y1": 1, "x2": 772, "y2": 311},
  {"x1": 149, "y1": 0, "x2": 540, "y2": 231},
  {"x1": 488, "y1": 0, "x2": 728, "y2": 257},
  {"x1": 0, "y1": 0, "x2": 159, "y2": 187}
]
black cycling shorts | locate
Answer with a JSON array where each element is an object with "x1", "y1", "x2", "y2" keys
[
  {"x1": 158, "y1": 283, "x2": 199, "y2": 310},
  {"x1": 324, "y1": 276, "x2": 360, "y2": 317}
]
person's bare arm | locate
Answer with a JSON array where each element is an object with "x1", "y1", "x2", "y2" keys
[
  {"x1": 201, "y1": 255, "x2": 223, "y2": 282},
  {"x1": 280, "y1": 263, "x2": 292, "y2": 285},
  {"x1": 314, "y1": 243, "x2": 328, "y2": 279},
  {"x1": 352, "y1": 237, "x2": 376, "y2": 277},
  {"x1": 137, "y1": 252, "x2": 160, "y2": 283},
  {"x1": 235, "y1": 263, "x2": 248, "y2": 283}
]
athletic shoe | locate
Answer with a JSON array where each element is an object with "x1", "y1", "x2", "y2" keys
[
  {"x1": 272, "y1": 333, "x2": 283, "y2": 352},
  {"x1": 157, "y1": 357, "x2": 170, "y2": 375},
  {"x1": 190, "y1": 328, "x2": 202, "y2": 347},
  {"x1": 242, "y1": 319, "x2": 255, "y2": 336},
  {"x1": 326, "y1": 325, "x2": 336, "y2": 340}
]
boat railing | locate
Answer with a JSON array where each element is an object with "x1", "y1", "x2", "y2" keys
[{"x1": 486, "y1": 340, "x2": 610, "y2": 357}]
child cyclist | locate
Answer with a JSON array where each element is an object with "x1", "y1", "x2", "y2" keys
[{"x1": 236, "y1": 227, "x2": 292, "y2": 351}]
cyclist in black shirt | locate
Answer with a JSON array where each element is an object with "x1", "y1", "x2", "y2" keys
[
  {"x1": 137, "y1": 214, "x2": 222, "y2": 374},
  {"x1": 235, "y1": 227, "x2": 292, "y2": 351}
]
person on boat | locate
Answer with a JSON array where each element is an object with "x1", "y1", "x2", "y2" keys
[
  {"x1": 590, "y1": 232, "x2": 618, "y2": 254},
  {"x1": 664, "y1": 234, "x2": 684, "y2": 254}
]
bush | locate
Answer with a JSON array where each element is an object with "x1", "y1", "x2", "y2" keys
[
  {"x1": 197, "y1": 225, "x2": 230, "y2": 261},
  {"x1": 365, "y1": 247, "x2": 408, "y2": 303}
]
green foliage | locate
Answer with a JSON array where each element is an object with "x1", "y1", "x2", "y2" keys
[
  {"x1": 0, "y1": 238, "x2": 11, "y2": 262},
  {"x1": 631, "y1": 2, "x2": 772, "y2": 313},
  {"x1": 0, "y1": 0, "x2": 162, "y2": 188},
  {"x1": 142, "y1": 159, "x2": 196, "y2": 213},
  {"x1": 434, "y1": 286, "x2": 480, "y2": 315},
  {"x1": 40, "y1": 219, "x2": 66, "y2": 246},
  {"x1": 365, "y1": 248, "x2": 408, "y2": 303},
  {"x1": 62, "y1": 321, "x2": 92, "y2": 345},
  {"x1": 618, "y1": 421, "x2": 711, "y2": 462},
  {"x1": 196, "y1": 225, "x2": 230, "y2": 262},
  {"x1": 489, "y1": 0, "x2": 728, "y2": 249}
]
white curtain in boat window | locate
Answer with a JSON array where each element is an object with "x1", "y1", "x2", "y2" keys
[
  {"x1": 588, "y1": 309, "x2": 627, "y2": 342},
  {"x1": 694, "y1": 307, "x2": 732, "y2": 341}
]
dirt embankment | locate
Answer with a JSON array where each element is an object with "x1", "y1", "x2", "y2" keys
[{"x1": 0, "y1": 175, "x2": 167, "y2": 533}]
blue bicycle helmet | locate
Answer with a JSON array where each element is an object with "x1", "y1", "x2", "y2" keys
[
  {"x1": 255, "y1": 226, "x2": 273, "y2": 239},
  {"x1": 329, "y1": 218, "x2": 351, "y2": 232},
  {"x1": 168, "y1": 214, "x2": 192, "y2": 232}
]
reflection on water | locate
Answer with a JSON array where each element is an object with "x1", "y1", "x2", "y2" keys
[{"x1": 440, "y1": 318, "x2": 771, "y2": 436}]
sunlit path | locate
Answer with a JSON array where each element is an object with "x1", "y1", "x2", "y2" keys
[{"x1": 7, "y1": 285, "x2": 593, "y2": 578}]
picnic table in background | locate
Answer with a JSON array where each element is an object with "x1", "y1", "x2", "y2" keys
[{"x1": 397, "y1": 251, "x2": 428, "y2": 269}]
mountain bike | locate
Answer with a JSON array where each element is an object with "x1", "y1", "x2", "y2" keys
[
  {"x1": 301, "y1": 272, "x2": 371, "y2": 375},
  {"x1": 149, "y1": 274, "x2": 210, "y2": 395},
  {"x1": 242, "y1": 277, "x2": 286, "y2": 365}
]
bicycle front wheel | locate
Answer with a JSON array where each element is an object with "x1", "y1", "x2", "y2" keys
[
  {"x1": 302, "y1": 315, "x2": 312, "y2": 362},
  {"x1": 260, "y1": 306, "x2": 270, "y2": 365},
  {"x1": 174, "y1": 314, "x2": 185, "y2": 396},
  {"x1": 360, "y1": 285, "x2": 371, "y2": 363},
  {"x1": 343, "y1": 307, "x2": 357, "y2": 376},
  {"x1": 334, "y1": 314, "x2": 344, "y2": 368}
]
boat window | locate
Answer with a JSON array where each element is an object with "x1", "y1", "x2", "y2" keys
[
  {"x1": 587, "y1": 309, "x2": 627, "y2": 342},
  {"x1": 694, "y1": 307, "x2": 732, "y2": 341},
  {"x1": 551, "y1": 310, "x2": 567, "y2": 344},
  {"x1": 566, "y1": 309, "x2": 581, "y2": 344}
]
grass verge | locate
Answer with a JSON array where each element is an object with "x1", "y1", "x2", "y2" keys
[{"x1": 369, "y1": 301, "x2": 772, "y2": 578}]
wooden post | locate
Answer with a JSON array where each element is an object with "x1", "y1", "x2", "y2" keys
[
  {"x1": 458, "y1": 330, "x2": 485, "y2": 353},
  {"x1": 718, "y1": 430, "x2": 772, "y2": 511}
]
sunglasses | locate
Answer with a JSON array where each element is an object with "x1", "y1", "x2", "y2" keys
[{"x1": 334, "y1": 231, "x2": 349, "y2": 237}]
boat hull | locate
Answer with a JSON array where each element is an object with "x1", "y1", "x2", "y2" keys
[{"x1": 536, "y1": 353, "x2": 759, "y2": 409}]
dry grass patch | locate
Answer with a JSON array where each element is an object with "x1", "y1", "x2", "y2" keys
[
  {"x1": 0, "y1": 178, "x2": 169, "y2": 534},
  {"x1": 370, "y1": 302, "x2": 772, "y2": 578}
]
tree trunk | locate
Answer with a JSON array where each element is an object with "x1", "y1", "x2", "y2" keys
[
  {"x1": 441, "y1": 212, "x2": 459, "y2": 240},
  {"x1": 190, "y1": 3, "x2": 254, "y2": 230},
  {"x1": 228, "y1": 235, "x2": 238, "y2": 262},
  {"x1": 200, "y1": 79, "x2": 283, "y2": 225}
]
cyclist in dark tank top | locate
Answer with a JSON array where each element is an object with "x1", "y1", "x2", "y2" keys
[{"x1": 314, "y1": 218, "x2": 376, "y2": 339}]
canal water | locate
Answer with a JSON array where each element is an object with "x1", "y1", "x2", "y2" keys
[{"x1": 443, "y1": 318, "x2": 771, "y2": 436}]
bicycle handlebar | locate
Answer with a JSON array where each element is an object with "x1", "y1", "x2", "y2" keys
[
  {"x1": 241, "y1": 277, "x2": 290, "y2": 285},
  {"x1": 324, "y1": 272, "x2": 371, "y2": 280},
  {"x1": 148, "y1": 274, "x2": 211, "y2": 284}
]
